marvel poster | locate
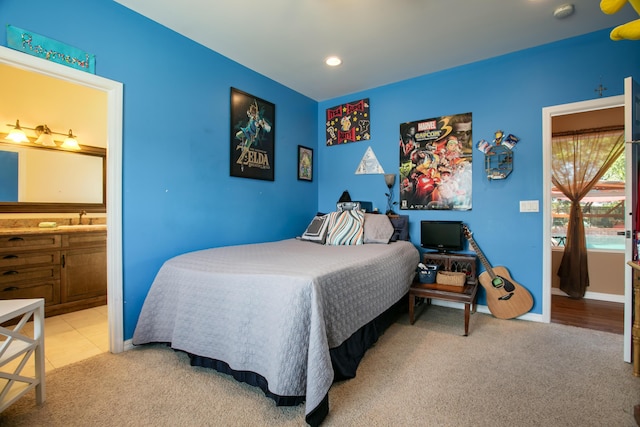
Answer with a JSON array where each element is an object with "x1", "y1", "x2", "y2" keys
[
  {"x1": 399, "y1": 112, "x2": 472, "y2": 210},
  {"x1": 325, "y1": 98, "x2": 370, "y2": 146},
  {"x1": 230, "y1": 88, "x2": 275, "y2": 181}
]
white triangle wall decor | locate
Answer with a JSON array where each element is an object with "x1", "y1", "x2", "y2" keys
[{"x1": 355, "y1": 146, "x2": 385, "y2": 174}]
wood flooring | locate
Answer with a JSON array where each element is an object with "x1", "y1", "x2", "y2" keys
[{"x1": 551, "y1": 294, "x2": 624, "y2": 334}]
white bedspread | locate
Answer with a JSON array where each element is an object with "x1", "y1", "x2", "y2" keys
[{"x1": 132, "y1": 238, "x2": 419, "y2": 419}]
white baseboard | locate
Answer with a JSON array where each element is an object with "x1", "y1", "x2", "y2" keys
[
  {"x1": 428, "y1": 288, "x2": 622, "y2": 325},
  {"x1": 428, "y1": 299, "x2": 545, "y2": 323},
  {"x1": 551, "y1": 287, "x2": 624, "y2": 303}
]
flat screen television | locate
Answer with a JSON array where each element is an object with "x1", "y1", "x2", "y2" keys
[{"x1": 420, "y1": 220, "x2": 465, "y2": 253}]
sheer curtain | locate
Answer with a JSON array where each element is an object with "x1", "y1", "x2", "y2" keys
[{"x1": 551, "y1": 127, "x2": 624, "y2": 298}]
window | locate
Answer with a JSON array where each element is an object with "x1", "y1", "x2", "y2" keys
[{"x1": 551, "y1": 153, "x2": 625, "y2": 251}]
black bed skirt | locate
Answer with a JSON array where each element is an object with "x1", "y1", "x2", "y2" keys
[{"x1": 187, "y1": 295, "x2": 407, "y2": 426}]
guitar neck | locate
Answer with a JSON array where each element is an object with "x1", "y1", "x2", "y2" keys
[{"x1": 466, "y1": 236, "x2": 497, "y2": 280}]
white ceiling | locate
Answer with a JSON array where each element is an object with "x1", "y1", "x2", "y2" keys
[{"x1": 114, "y1": 0, "x2": 637, "y2": 101}]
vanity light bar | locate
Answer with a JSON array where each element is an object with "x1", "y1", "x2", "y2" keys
[{"x1": 4, "y1": 120, "x2": 81, "y2": 149}]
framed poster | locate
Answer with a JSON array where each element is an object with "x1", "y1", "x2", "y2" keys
[
  {"x1": 325, "y1": 98, "x2": 370, "y2": 146},
  {"x1": 298, "y1": 145, "x2": 313, "y2": 181},
  {"x1": 399, "y1": 112, "x2": 473, "y2": 210},
  {"x1": 230, "y1": 88, "x2": 275, "y2": 181}
]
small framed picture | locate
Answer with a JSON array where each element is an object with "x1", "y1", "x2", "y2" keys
[{"x1": 298, "y1": 145, "x2": 313, "y2": 181}]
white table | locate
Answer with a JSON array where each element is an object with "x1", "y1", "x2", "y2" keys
[{"x1": 0, "y1": 298, "x2": 45, "y2": 412}]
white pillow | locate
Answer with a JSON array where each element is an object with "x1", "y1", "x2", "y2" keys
[
  {"x1": 363, "y1": 213, "x2": 394, "y2": 244},
  {"x1": 300, "y1": 214, "x2": 330, "y2": 244}
]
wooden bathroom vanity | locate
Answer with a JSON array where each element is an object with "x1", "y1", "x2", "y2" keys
[{"x1": 0, "y1": 225, "x2": 106, "y2": 317}]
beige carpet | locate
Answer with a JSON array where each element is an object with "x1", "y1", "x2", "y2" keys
[{"x1": 1, "y1": 305, "x2": 638, "y2": 427}]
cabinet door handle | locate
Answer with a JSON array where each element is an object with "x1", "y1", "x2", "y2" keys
[
  {"x1": 62, "y1": 254, "x2": 65, "y2": 268},
  {"x1": 2, "y1": 270, "x2": 18, "y2": 276},
  {"x1": 3, "y1": 286, "x2": 18, "y2": 291},
  {"x1": 2, "y1": 255, "x2": 18, "y2": 259},
  {"x1": 8, "y1": 237, "x2": 24, "y2": 242}
]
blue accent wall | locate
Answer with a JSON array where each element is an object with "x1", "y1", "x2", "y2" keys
[
  {"x1": 2, "y1": 0, "x2": 639, "y2": 336},
  {"x1": 0, "y1": 151, "x2": 18, "y2": 201},
  {"x1": 317, "y1": 30, "x2": 640, "y2": 313},
  {"x1": 0, "y1": 0, "x2": 318, "y2": 339}
]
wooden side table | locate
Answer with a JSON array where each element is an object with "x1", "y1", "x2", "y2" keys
[
  {"x1": 409, "y1": 253, "x2": 478, "y2": 336},
  {"x1": 409, "y1": 281, "x2": 478, "y2": 336},
  {"x1": 0, "y1": 298, "x2": 45, "y2": 412}
]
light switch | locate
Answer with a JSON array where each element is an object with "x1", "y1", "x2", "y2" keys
[{"x1": 519, "y1": 200, "x2": 539, "y2": 212}]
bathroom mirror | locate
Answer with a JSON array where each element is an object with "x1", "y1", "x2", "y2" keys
[
  {"x1": 0, "y1": 61, "x2": 107, "y2": 213},
  {"x1": 0, "y1": 140, "x2": 106, "y2": 213}
]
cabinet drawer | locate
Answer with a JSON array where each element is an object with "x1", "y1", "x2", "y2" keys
[
  {"x1": 0, "y1": 280, "x2": 59, "y2": 306},
  {"x1": 0, "y1": 251, "x2": 60, "y2": 269},
  {"x1": 0, "y1": 265, "x2": 60, "y2": 285},
  {"x1": 0, "y1": 234, "x2": 61, "y2": 251},
  {"x1": 62, "y1": 232, "x2": 106, "y2": 248}
]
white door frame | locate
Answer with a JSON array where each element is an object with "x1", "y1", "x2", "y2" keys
[
  {"x1": 623, "y1": 76, "x2": 640, "y2": 363},
  {"x1": 0, "y1": 46, "x2": 124, "y2": 353},
  {"x1": 542, "y1": 94, "x2": 627, "y2": 359}
]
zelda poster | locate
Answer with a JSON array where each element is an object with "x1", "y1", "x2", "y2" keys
[
  {"x1": 399, "y1": 112, "x2": 472, "y2": 210},
  {"x1": 230, "y1": 88, "x2": 275, "y2": 181}
]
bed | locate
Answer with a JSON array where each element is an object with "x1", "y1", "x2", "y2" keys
[{"x1": 132, "y1": 211, "x2": 419, "y2": 425}]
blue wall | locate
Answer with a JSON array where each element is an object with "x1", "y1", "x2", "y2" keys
[
  {"x1": 0, "y1": 151, "x2": 18, "y2": 202},
  {"x1": 2, "y1": 0, "x2": 639, "y2": 337},
  {"x1": 317, "y1": 29, "x2": 640, "y2": 313},
  {"x1": 0, "y1": 0, "x2": 318, "y2": 339}
]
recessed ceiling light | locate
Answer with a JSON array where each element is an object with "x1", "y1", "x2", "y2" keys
[
  {"x1": 553, "y1": 3, "x2": 575, "y2": 19},
  {"x1": 325, "y1": 56, "x2": 342, "y2": 67}
]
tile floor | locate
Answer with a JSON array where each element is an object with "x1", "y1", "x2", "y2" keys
[
  {"x1": 41, "y1": 305, "x2": 109, "y2": 371},
  {"x1": 2, "y1": 305, "x2": 109, "y2": 377}
]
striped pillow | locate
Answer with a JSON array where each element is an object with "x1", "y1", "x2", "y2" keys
[{"x1": 325, "y1": 209, "x2": 364, "y2": 245}]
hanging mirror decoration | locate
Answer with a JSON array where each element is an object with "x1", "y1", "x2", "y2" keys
[{"x1": 477, "y1": 130, "x2": 519, "y2": 180}]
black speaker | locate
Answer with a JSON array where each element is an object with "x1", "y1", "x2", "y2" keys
[{"x1": 338, "y1": 190, "x2": 351, "y2": 203}]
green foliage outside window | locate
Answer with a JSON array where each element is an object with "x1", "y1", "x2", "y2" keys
[{"x1": 552, "y1": 152, "x2": 625, "y2": 250}]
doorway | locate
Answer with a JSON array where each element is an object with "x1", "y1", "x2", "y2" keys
[
  {"x1": 0, "y1": 46, "x2": 124, "y2": 353},
  {"x1": 542, "y1": 94, "x2": 631, "y2": 357},
  {"x1": 549, "y1": 105, "x2": 626, "y2": 334}
]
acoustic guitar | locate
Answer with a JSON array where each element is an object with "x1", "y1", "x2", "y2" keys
[{"x1": 462, "y1": 225, "x2": 533, "y2": 319}]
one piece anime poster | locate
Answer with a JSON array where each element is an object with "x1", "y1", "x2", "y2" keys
[
  {"x1": 230, "y1": 88, "x2": 275, "y2": 181},
  {"x1": 399, "y1": 112, "x2": 472, "y2": 210},
  {"x1": 325, "y1": 98, "x2": 370, "y2": 146}
]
